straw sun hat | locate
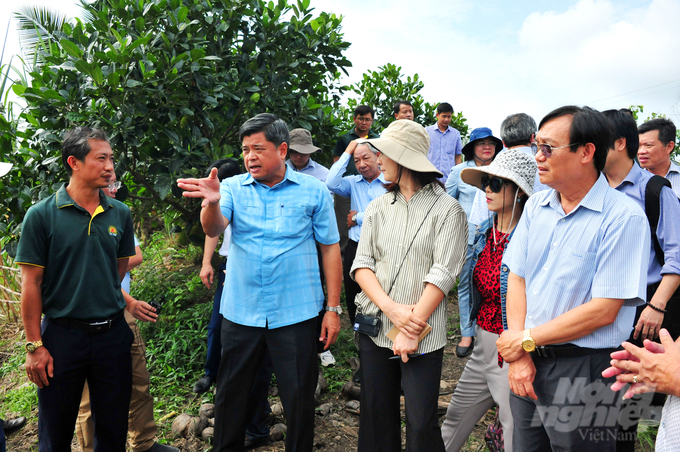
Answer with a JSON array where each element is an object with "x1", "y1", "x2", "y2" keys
[
  {"x1": 360, "y1": 120, "x2": 443, "y2": 178},
  {"x1": 460, "y1": 148, "x2": 537, "y2": 197}
]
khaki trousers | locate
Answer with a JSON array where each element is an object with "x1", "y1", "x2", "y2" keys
[{"x1": 76, "y1": 310, "x2": 157, "y2": 452}]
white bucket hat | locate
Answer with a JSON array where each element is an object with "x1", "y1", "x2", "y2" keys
[
  {"x1": 460, "y1": 149, "x2": 537, "y2": 197},
  {"x1": 362, "y1": 120, "x2": 442, "y2": 178},
  {"x1": 0, "y1": 162, "x2": 12, "y2": 178}
]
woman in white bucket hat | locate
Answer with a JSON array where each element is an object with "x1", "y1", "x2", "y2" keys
[
  {"x1": 350, "y1": 120, "x2": 468, "y2": 452},
  {"x1": 441, "y1": 148, "x2": 537, "y2": 452}
]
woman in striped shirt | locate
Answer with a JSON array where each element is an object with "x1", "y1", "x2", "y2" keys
[{"x1": 350, "y1": 120, "x2": 468, "y2": 452}]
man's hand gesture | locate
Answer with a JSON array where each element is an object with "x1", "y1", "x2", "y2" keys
[{"x1": 177, "y1": 167, "x2": 221, "y2": 207}]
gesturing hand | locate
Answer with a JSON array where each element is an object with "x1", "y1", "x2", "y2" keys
[
  {"x1": 603, "y1": 329, "x2": 680, "y2": 398},
  {"x1": 177, "y1": 167, "x2": 221, "y2": 207}
]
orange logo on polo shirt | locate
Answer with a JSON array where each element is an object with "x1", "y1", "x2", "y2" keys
[{"x1": 108, "y1": 226, "x2": 118, "y2": 236}]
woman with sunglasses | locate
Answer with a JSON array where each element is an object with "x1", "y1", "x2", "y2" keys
[
  {"x1": 441, "y1": 149, "x2": 537, "y2": 452},
  {"x1": 351, "y1": 120, "x2": 468, "y2": 452},
  {"x1": 446, "y1": 127, "x2": 502, "y2": 358}
]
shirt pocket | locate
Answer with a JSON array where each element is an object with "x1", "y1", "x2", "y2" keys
[
  {"x1": 276, "y1": 204, "x2": 310, "y2": 238},
  {"x1": 553, "y1": 246, "x2": 597, "y2": 293}
]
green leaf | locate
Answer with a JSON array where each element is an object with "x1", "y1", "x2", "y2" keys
[
  {"x1": 126, "y1": 79, "x2": 142, "y2": 87},
  {"x1": 135, "y1": 17, "x2": 145, "y2": 34},
  {"x1": 24, "y1": 113, "x2": 39, "y2": 127},
  {"x1": 12, "y1": 85, "x2": 26, "y2": 96},
  {"x1": 59, "y1": 39, "x2": 82, "y2": 58},
  {"x1": 108, "y1": 72, "x2": 120, "y2": 88},
  {"x1": 177, "y1": 6, "x2": 189, "y2": 23},
  {"x1": 74, "y1": 59, "x2": 92, "y2": 75}
]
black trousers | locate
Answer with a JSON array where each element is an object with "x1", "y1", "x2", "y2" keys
[
  {"x1": 343, "y1": 239, "x2": 360, "y2": 327},
  {"x1": 510, "y1": 349, "x2": 622, "y2": 452},
  {"x1": 357, "y1": 335, "x2": 445, "y2": 452},
  {"x1": 213, "y1": 318, "x2": 318, "y2": 452},
  {"x1": 38, "y1": 316, "x2": 133, "y2": 452}
]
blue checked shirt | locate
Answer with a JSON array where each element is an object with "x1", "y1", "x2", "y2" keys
[
  {"x1": 502, "y1": 174, "x2": 650, "y2": 348},
  {"x1": 655, "y1": 159, "x2": 680, "y2": 198},
  {"x1": 426, "y1": 124, "x2": 462, "y2": 184},
  {"x1": 325, "y1": 152, "x2": 387, "y2": 243},
  {"x1": 219, "y1": 167, "x2": 340, "y2": 329},
  {"x1": 285, "y1": 158, "x2": 330, "y2": 182},
  {"x1": 614, "y1": 162, "x2": 680, "y2": 285}
]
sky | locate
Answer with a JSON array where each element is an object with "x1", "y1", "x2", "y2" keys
[{"x1": 2, "y1": 0, "x2": 680, "y2": 134}]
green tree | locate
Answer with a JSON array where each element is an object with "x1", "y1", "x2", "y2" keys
[
  {"x1": 0, "y1": 0, "x2": 351, "y2": 248},
  {"x1": 340, "y1": 63, "x2": 468, "y2": 138}
]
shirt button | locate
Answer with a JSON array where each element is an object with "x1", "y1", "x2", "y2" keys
[
  {"x1": 552, "y1": 242, "x2": 557, "y2": 247},
  {"x1": 528, "y1": 315, "x2": 533, "y2": 320},
  {"x1": 533, "y1": 291, "x2": 538, "y2": 295},
  {"x1": 561, "y1": 219, "x2": 565, "y2": 222}
]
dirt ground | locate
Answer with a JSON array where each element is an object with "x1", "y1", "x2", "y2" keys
[{"x1": 2, "y1": 298, "x2": 493, "y2": 452}]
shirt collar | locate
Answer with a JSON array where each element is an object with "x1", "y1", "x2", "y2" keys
[
  {"x1": 286, "y1": 159, "x2": 316, "y2": 172},
  {"x1": 618, "y1": 161, "x2": 645, "y2": 188},
  {"x1": 431, "y1": 124, "x2": 452, "y2": 135},
  {"x1": 56, "y1": 184, "x2": 111, "y2": 210},
  {"x1": 240, "y1": 165, "x2": 301, "y2": 187},
  {"x1": 542, "y1": 173, "x2": 608, "y2": 214},
  {"x1": 668, "y1": 160, "x2": 680, "y2": 176}
]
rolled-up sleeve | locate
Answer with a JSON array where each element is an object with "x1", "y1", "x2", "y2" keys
[
  {"x1": 423, "y1": 202, "x2": 468, "y2": 294},
  {"x1": 350, "y1": 202, "x2": 377, "y2": 279}
]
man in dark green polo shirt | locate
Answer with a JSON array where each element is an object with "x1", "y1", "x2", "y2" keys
[
  {"x1": 16, "y1": 127, "x2": 137, "y2": 451},
  {"x1": 332, "y1": 105, "x2": 378, "y2": 254}
]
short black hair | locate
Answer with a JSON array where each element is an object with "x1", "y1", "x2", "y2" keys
[
  {"x1": 638, "y1": 118, "x2": 677, "y2": 147},
  {"x1": 393, "y1": 100, "x2": 412, "y2": 115},
  {"x1": 500, "y1": 113, "x2": 536, "y2": 148},
  {"x1": 436, "y1": 103, "x2": 453, "y2": 115},
  {"x1": 538, "y1": 106, "x2": 614, "y2": 174},
  {"x1": 602, "y1": 109, "x2": 639, "y2": 160},
  {"x1": 61, "y1": 127, "x2": 110, "y2": 176},
  {"x1": 238, "y1": 113, "x2": 289, "y2": 148},
  {"x1": 354, "y1": 105, "x2": 374, "y2": 118},
  {"x1": 205, "y1": 158, "x2": 244, "y2": 181}
]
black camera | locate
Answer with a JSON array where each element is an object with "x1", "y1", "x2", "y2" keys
[{"x1": 148, "y1": 300, "x2": 163, "y2": 316}]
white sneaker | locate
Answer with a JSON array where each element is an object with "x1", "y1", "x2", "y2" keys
[{"x1": 319, "y1": 350, "x2": 336, "y2": 367}]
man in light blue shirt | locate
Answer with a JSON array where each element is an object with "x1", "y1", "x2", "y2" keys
[
  {"x1": 178, "y1": 113, "x2": 342, "y2": 452},
  {"x1": 426, "y1": 102, "x2": 463, "y2": 184},
  {"x1": 602, "y1": 109, "x2": 680, "y2": 452},
  {"x1": 496, "y1": 106, "x2": 650, "y2": 452},
  {"x1": 326, "y1": 139, "x2": 386, "y2": 327},
  {"x1": 286, "y1": 128, "x2": 330, "y2": 182},
  {"x1": 638, "y1": 118, "x2": 680, "y2": 198}
]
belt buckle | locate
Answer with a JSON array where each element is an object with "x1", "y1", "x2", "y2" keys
[
  {"x1": 534, "y1": 346, "x2": 550, "y2": 358},
  {"x1": 90, "y1": 319, "x2": 112, "y2": 331}
]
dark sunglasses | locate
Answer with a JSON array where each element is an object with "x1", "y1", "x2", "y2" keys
[
  {"x1": 531, "y1": 142, "x2": 581, "y2": 158},
  {"x1": 480, "y1": 175, "x2": 508, "y2": 193}
]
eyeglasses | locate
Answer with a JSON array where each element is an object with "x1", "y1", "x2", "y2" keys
[
  {"x1": 108, "y1": 181, "x2": 122, "y2": 191},
  {"x1": 480, "y1": 175, "x2": 508, "y2": 193},
  {"x1": 531, "y1": 142, "x2": 581, "y2": 158},
  {"x1": 355, "y1": 116, "x2": 373, "y2": 123}
]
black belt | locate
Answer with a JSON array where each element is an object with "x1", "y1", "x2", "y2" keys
[
  {"x1": 51, "y1": 310, "x2": 125, "y2": 333},
  {"x1": 531, "y1": 344, "x2": 614, "y2": 359}
]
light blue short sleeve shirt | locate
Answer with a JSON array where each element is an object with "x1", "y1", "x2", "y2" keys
[
  {"x1": 219, "y1": 167, "x2": 340, "y2": 329},
  {"x1": 502, "y1": 174, "x2": 650, "y2": 348}
]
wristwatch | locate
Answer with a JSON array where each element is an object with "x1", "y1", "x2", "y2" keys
[
  {"x1": 325, "y1": 305, "x2": 343, "y2": 315},
  {"x1": 351, "y1": 213, "x2": 358, "y2": 223},
  {"x1": 521, "y1": 329, "x2": 536, "y2": 352},
  {"x1": 26, "y1": 341, "x2": 43, "y2": 353}
]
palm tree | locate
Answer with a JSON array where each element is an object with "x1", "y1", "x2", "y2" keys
[{"x1": 13, "y1": 4, "x2": 68, "y2": 68}]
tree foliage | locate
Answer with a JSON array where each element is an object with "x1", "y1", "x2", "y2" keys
[
  {"x1": 0, "y1": 0, "x2": 351, "y2": 248},
  {"x1": 341, "y1": 63, "x2": 468, "y2": 139}
]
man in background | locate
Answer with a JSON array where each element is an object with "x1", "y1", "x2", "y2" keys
[
  {"x1": 638, "y1": 118, "x2": 679, "y2": 197},
  {"x1": 426, "y1": 102, "x2": 462, "y2": 183},
  {"x1": 393, "y1": 100, "x2": 414, "y2": 121}
]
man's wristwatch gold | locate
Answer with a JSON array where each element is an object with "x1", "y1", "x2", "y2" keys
[
  {"x1": 521, "y1": 329, "x2": 536, "y2": 352},
  {"x1": 325, "y1": 305, "x2": 343, "y2": 315},
  {"x1": 26, "y1": 341, "x2": 43, "y2": 353}
]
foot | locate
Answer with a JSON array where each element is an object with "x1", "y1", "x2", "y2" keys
[
  {"x1": 318, "y1": 350, "x2": 336, "y2": 367},
  {"x1": 244, "y1": 435, "x2": 270, "y2": 450},
  {"x1": 2, "y1": 416, "x2": 27, "y2": 434},
  {"x1": 145, "y1": 443, "x2": 180, "y2": 452},
  {"x1": 192, "y1": 376, "x2": 214, "y2": 394},
  {"x1": 352, "y1": 367, "x2": 362, "y2": 383},
  {"x1": 455, "y1": 337, "x2": 475, "y2": 358}
]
